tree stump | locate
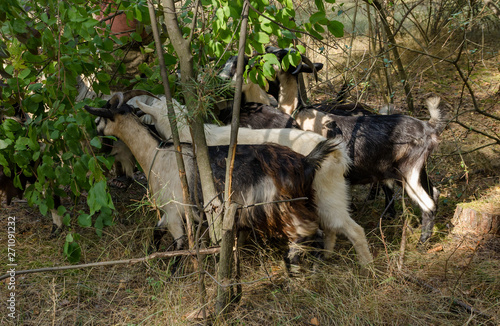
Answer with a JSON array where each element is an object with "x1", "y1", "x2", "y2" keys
[{"x1": 451, "y1": 202, "x2": 500, "y2": 237}]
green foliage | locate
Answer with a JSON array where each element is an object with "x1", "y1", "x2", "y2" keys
[
  {"x1": 0, "y1": 0, "x2": 152, "y2": 263},
  {"x1": 0, "y1": 0, "x2": 344, "y2": 263}
]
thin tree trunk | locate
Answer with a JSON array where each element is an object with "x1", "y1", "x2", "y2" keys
[
  {"x1": 216, "y1": 0, "x2": 250, "y2": 315},
  {"x1": 147, "y1": 0, "x2": 196, "y2": 250},
  {"x1": 162, "y1": 0, "x2": 223, "y2": 244},
  {"x1": 365, "y1": 0, "x2": 415, "y2": 112}
]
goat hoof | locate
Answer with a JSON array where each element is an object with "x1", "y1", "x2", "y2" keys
[
  {"x1": 418, "y1": 233, "x2": 432, "y2": 245},
  {"x1": 108, "y1": 175, "x2": 133, "y2": 189},
  {"x1": 359, "y1": 263, "x2": 376, "y2": 277},
  {"x1": 50, "y1": 224, "x2": 62, "y2": 238}
]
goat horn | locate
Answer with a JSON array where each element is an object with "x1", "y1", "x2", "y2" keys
[
  {"x1": 109, "y1": 90, "x2": 160, "y2": 109},
  {"x1": 300, "y1": 55, "x2": 318, "y2": 82},
  {"x1": 121, "y1": 90, "x2": 160, "y2": 107},
  {"x1": 84, "y1": 105, "x2": 114, "y2": 119},
  {"x1": 108, "y1": 92, "x2": 124, "y2": 109}
]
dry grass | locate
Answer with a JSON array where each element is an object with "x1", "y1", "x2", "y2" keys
[{"x1": 1, "y1": 173, "x2": 499, "y2": 326}]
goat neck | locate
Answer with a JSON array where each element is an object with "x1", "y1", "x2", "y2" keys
[
  {"x1": 241, "y1": 82, "x2": 271, "y2": 105},
  {"x1": 102, "y1": 114, "x2": 162, "y2": 175},
  {"x1": 276, "y1": 70, "x2": 300, "y2": 116}
]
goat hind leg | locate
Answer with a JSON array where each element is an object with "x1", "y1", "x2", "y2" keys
[
  {"x1": 404, "y1": 168, "x2": 438, "y2": 243},
  {"x1": 339, "y1": 217, "x2": 373, "y2": 266}
]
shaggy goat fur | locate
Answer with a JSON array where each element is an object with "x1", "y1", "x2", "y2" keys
[
  {"x1": 125, "y1": 93, "x2": 373, "y2": 265},
  {"x1": 85, "y1": 94, "x2": 370, "y2": 266}
]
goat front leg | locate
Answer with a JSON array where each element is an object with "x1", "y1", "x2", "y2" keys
[{"x1": 155, "y1": 211, "x2": 186, "y2": 251}]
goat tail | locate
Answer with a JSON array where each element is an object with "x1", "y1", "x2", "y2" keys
[
  {"x1": 305, "y1": 137, "x2": 344, "y2": 171},
  {"x1": 426, "y1": 96, "x2": 445, "y2": 134}
]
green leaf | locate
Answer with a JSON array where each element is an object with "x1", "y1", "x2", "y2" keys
[
  {"x1": 281, "y1": 29, "x2": 297, "y2": 40},
  {"x1": 31, "y1": 93, "x2": 44, "y2": 103},
  {"x1": 64, "y1": 240, "x2": 81, "y2": 263},
  {"x1": 262, "y1": 61, "x2": 276, "y2": 79},
  {"x1": 100, "y1": 52, "x2": 114, "y2": 63},
  {"x1": 96, "y1": 72, "x2": 111, "y2": 83},
  {"x1": 97, "y1": 155, "x2": 114, "y2": 171},
  {"x1": 314, "y1": 23, "x2": 325, "y2": 33},
  {"x1": 130, "y1": 32, "x2": 142, "y2": 42},
  {"x1": 39, "y1": 201, "x2": 48, "y2": 215},
  {"x1": 163, "y1": 53, "x2": 177, "y2": 66},
  {"x1": 15, "y1": 137, "x2": 30, "y2": 150},
  {"x1": 315, "y1": 0, "x2": 326, "y2": 12},
  {"x1": 87, "y1": 180, "x2": 110, "y2": 214},
  {"x1": 135, "y1": 6, "x2": 143, "y2": 22},
  {"x1": 78, "y1": 213, "x2": 92, "y2": 227},
  {"x1": 2, "y1": 119, "x2": 21, "y2": 132},
  {"x1": 0, "y1": 139, "x2": 13, "y2": 149},
  {"x1": 311, "y1": 12, "x2": 328, "y2": 25},
  {"x1": 254, "y1": 32, "x2": 270, "y2": 44},
  {"x1": 328, "y1": 20, "x2": 344, "y2": 37},
  {"x1": 90, "y1": 136, "x2": 102, "y2": 149},
  {"x1": 18, "y1": 68, "x2": 31, "y2": 79},
  {"x1": 63, "y1": 214, "x2": 71, "y2": 226}
]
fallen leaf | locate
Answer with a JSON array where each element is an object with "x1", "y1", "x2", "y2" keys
[
  {"x1": 183, "y1": 307, "x2": 212, "y2": 321},
  {"x1": 427, "y1": 245, "x2": 443, "y2": 253},
  {"x1": 310, "y1": 317, "x2": 319, "y2": 325}
]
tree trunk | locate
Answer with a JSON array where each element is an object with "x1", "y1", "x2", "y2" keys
[
  {"x1": 162, "y1": 0, "x2": 222, "y2": 244},
  {"x1": 147, "y1": 0, "x2": 196, "y2": 250},
  {"x1": 364, "y1": 0, "x2": 414, "y2": 112},
  {"x1": 216, "y1": 0, "x2": 250, "y2": 315},
  {"x1": 451, "y1": 202, "x2": 500, "y2": 237}
]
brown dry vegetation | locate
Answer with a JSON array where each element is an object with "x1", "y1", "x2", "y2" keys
[{"x1": 2, "y1": 17, "x2": 500, "y2": 326}]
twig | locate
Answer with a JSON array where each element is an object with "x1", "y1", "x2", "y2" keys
[
  {"x1": 379, "y1": 216, "x2": 390, "y2": 270},
  {"x1": 397, "y1": 217, "x2": 408, "y2": 272},
  {"x1": 0, "y1": 247, "x2": 221, "y2": 281}
]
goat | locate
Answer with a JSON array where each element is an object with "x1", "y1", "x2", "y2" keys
[
  {"x1": 263, "y1": 47, "x2": 376, "y2": 118},
  {"x1": 267, "y1": 48, "x2": 445, "y2": 243},
  {"x1": 218, "y1": 53, "x2": 397, "y2": 217},
  {"x1": 127, "y1": 93, "x2": 373, "y2": 266},
  {"x1": 85, "y1": 93, "x2": 358, "y2": 268}
]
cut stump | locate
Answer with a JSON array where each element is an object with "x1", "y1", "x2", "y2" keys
[{"x1": 451, "y1": 202, "x2": 500, "y2": 237}]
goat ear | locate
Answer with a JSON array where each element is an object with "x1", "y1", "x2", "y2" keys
[
  {"x1": 265, "y1": 46, "x2": 289, "y2": 60},
  {"x1": 121, "y1": 90, "x2": 160, "y2": 106},
  {"x1": 136, "y1": 101, "x2": 157, "y2": 116},
  {"x1": 292, "y1": 62, "x2": 324, "y2": 74},
  {"x1": 84, "y1": 105, "x2": 114, "y2": 119}
]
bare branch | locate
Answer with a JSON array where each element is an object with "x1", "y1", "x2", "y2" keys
[{"x1": 0, "y1": 247, "x2": 221, "y2": 281}]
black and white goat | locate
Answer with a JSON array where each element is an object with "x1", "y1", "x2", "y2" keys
[
  {"x1": 217, "y1": 53, "x2": 396, "y2": 217},
  {"x1": 84, "y1": 93, "x2": 369, "y2": 266},
  {"x1": 267, "y1": 49, "x2": 446, "y2": 243},
  {"x1": 125, "y1": 93, "x2": 373, "y2": 266}
]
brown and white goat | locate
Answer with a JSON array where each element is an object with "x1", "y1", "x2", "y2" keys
[
  {"x1": 128, "y1": 93, "x2": 373, "y2": 266},
  {"x1": 84, "y1": 93, "x2": 360, "y2": 267}
]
